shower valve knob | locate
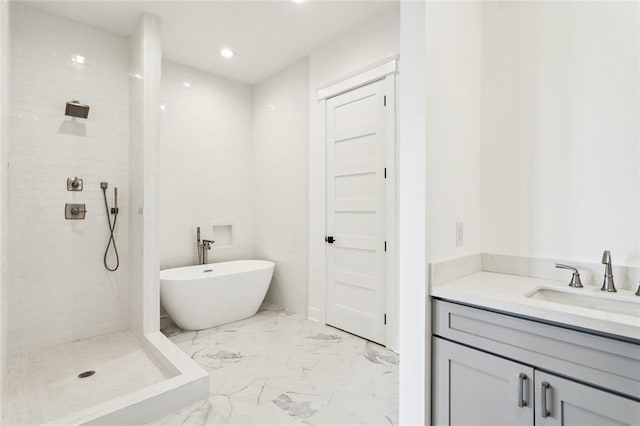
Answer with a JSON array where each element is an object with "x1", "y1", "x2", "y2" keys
[{"x1": 67, "y1": 177, "x2": 83, "y2": 191}]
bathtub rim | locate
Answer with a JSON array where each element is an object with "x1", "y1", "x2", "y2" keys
[{"x1": 160, "y1": 260, "x2": 275, "y2": 281}]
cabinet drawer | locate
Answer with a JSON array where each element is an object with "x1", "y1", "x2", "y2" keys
[{"x1": 433, "y1": 299, "x2": 640, "y2": 399}]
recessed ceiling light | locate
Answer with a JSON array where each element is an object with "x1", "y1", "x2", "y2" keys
[
  {"x1": 220, "y1": 48, "x2": 235, "y2": 58},
  {"x1": 183, "y1": 82, "x2": 191, "y2": 88}
]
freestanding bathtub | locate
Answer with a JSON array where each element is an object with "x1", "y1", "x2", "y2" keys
[{"x1": 160, "y1": 260, "x2": 275, "y2": 331}]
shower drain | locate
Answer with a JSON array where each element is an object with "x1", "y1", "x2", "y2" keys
[{"x1": 77, "y1": 370, "x2": 96, "y2": 379}]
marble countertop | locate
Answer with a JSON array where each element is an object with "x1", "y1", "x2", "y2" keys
[{"x1": 430, "y1": 272, "x2": 640, "y2": 342}]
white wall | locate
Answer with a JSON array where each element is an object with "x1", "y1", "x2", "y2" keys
[
  {"x1": 307, "y1": 7, "x2": 400, "y2": 322},
  {"x1": 253, "y1": 59, "x2": 309, "y2": 314},
  {"x1": 419, "y1": 2, "x2": 483, "y2": 423},
  {"x1": 159, "y1": 60, "x2": 253, "y2": 269},
  {"x1": 425, "y1": 2, "x2": 483, "y2": 263},
  {"x1": 7, "y1": 4, "x2": 130, "y2": 354},
  {"x1": 129, "y1": 14, "x2": 161, "y2": 338},
  {"x1": 0, "y1": 0, "x2": 9, "y2": 417},
  {"x1": 398, "y1": 2, "x2": 427, "y2": 424},
  {"x1": 480, "y1": 2, "x2": 640, "y2": 267}
]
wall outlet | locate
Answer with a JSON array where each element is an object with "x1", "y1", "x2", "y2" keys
[{"x1": 456, "y1": 221, "x2": 464, "y2": 247}]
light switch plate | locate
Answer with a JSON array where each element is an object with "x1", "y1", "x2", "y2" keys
[{"x1": 456, "y1": 221, "x2": 464, "y2": 247}]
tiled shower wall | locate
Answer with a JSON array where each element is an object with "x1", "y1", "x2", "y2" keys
[{"x1": 7, "y1": 4, "x2": 130, "y2": 355}]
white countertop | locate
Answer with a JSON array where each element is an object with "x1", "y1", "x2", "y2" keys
[{"x1": 430, "y1": 272, "x2": 640, "y2": 341}]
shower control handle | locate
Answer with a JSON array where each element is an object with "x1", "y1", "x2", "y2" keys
[
  {"x1": 65, "y1": 203, "x2": 87, "y2": 220},
  {"x1": 67, "y1": 177, "x2": 83, "y2": 191},
  {"x1": 71, "y1": 207, "x2": 87, "y2": 215}
]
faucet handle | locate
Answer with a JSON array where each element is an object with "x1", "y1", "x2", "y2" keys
[{"x1": 555, "y1": 264, "x2": 583, "y2": 288}]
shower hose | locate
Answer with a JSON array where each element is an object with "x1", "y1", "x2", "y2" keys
[{"x1": 101, "y1": 187, "x2": 120, "y2": 271}]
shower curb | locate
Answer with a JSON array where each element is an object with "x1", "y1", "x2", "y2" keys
[{"x1": 50, "y1": 332, "x2": 209, "y2": 426}]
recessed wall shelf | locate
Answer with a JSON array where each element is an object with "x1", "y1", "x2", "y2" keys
[{"x1": 211, "y1": 224, "x2": 233, "y2": 248}]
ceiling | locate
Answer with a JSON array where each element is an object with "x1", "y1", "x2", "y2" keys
[{"x1": 23, "y1": 0, "x2": 398, "y2": 84}]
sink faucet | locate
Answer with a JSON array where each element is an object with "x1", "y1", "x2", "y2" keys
[
  {"x1": 600, "y1": 250, "x2": 616, "y2": 292},
  {"x1": 196, "y1": 227, "x2": 215, "y2": 265}
]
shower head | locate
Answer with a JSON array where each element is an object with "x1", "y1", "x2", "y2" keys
[{"x1": 65, "y1": 100, "x2": 90, "y2": 119}]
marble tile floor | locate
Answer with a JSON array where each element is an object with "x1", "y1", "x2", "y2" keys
[
  {"x1": 5, "y1": 330, "x2": 169, "y2": 425},
  {"x1": 150, "y1": 308, "x2": 399, "y2": 425}
]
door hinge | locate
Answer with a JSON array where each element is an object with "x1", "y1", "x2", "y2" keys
[
  {"x1": 384, "y1": 314, "x2": 387, "y2": 325},
  {"x1": 325, "y1": 236, "x2": 335, "y2": 244},
  {"x1": 384, "y1": 241, "x2": 387, "y2": 252},
  {"x1": 383, "y1": 95, "x2": 387, "y2": 106}
]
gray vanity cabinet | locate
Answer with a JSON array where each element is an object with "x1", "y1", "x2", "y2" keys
[
  {"x1": 432, "y1": 299, "x2": 640, "y2": 426},
  {"x1": 434, "y1": 338, "x2": 534, "y2": 426},
  {"x1": 535, "y1": 371, "x2": 640, "y2": 426}
]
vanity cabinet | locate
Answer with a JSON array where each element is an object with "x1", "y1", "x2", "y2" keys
[
  {"x1": 432, "y1": 299, "x2": 640, "y2": 426},
  {"x1": 434, "y1": 338, "x2": 533, "y2": 425},
  {"x1": 535, "y1": 371, "x2": 640, "y2": 426}
]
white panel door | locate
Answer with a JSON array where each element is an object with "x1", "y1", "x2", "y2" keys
[
  {"x1": 433, "y1": 338, "x2": 535, "y2": 426},
  {"x1": 535, "y1": 371, "x2": 640, "y2": 426},
  {"x1": 325, "y1": 79, "x2": 387, "y2": 345}
]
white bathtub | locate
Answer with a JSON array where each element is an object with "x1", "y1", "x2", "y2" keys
[{"x1": 160, "y1": 260, "x2": 274, "y2": 331}]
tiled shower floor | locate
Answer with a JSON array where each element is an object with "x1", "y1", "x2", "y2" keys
[
  {"x1": 5, "y1": 330, "x2": 168, "y2": 425},
  {"x1": 150, "y1": 308, "x2": 399, "y2": 425}
]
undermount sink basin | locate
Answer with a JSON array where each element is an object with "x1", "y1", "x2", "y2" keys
[{"x1": 526, "y1": 287, "x2": 640, "y2": 318}]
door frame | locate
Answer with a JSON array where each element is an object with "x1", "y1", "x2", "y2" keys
[{"x1": 312, "y1": 54, "x2": 398, "y2": 351}]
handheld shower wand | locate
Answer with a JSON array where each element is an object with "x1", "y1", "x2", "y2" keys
[{"x1": 101, "y1": 182, "x2": 120, "y2": 271}]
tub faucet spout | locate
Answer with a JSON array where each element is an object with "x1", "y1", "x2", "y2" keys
[{"x1": 202, "y1": 239, "x2": 215, "y2": 264}]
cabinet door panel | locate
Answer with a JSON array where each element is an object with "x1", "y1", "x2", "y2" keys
[
  {"x1": 535, "y1": 371, "x2": 640, "y2": 426},
  {"x1": 433, "y1": 338, "x2": 534, "y2": 426}
]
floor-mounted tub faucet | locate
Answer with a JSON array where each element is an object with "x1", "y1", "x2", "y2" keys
[
  {"x1": 201, "y1": 239, "x2": 215, "y2": 264},
  {"x1": 601, "y1": 250, "x2": 616, "y2": 292},
  {"x1": 196, "y1": 226, "x2": 215, "y2": 265}
]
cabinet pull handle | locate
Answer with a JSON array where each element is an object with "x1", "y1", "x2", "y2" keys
[
  {"x1": 518, "y1": 373, "x2": 528, "y2": 407},
  {"x1": 541, "y1": 381, "x2": 551, "y2": 418}
]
